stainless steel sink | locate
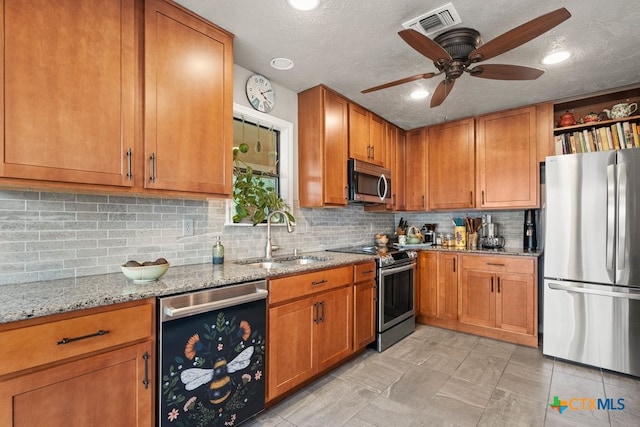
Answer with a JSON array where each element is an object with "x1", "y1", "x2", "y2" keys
[
  {"x1": 236, "y1": 255, "x2": 329, "y2": 269},
  {"x1": 243, "y1": 261, "x2": 285, "y2": 269}
]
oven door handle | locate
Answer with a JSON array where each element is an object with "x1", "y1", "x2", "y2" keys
[
  {"x1": 380, "y1": 263, "x2": 415, "y2": 276},
  {"x1": 163, "y1": 288, "x2": 268, "y2": 320}
]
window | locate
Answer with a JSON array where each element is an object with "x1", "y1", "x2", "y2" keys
[{"x1": 225, "y1": 103, "x2": 294, "y2": 225}]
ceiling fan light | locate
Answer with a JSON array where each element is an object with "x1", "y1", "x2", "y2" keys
[
  {"x1": 542, "y1": 50, "x2": 571, "y2": 65},
  {"x1": 286, "y1": 0, "x2": 319, "y2": 11},
  {"x1": 410, "y1": 89, "x2": 429, "y2": 100}
]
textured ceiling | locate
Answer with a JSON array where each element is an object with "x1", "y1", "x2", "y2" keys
[{"x1": 174, "y1": 0, "x2": 640, "y2": 130}]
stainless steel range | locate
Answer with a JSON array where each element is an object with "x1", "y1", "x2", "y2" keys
[{"x1": 327, "y1": 246, "x2": 417, "y2": 351}]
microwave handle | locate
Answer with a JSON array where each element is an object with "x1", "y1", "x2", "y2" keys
[{"x1": 377, "y1": 174, "x2": 388, "y2": 201}]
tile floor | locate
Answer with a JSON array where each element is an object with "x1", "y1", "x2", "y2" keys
[{"x1": 247, "y1": 325, "x2": 640, "y2": 427}]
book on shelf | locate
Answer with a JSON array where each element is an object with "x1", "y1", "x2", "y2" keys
[
  {"x1": 633, "y1": 123, "x2": 640, "y2": 148},
  {"x1": 555, "y1": 118, "x2": 640, "y2": 154},
  {"x1": 610, "y1": 125, "x2": 621, "y2": 150},
  {"x1": 616, "y1": 122, "x2": 626, "y2": 149}
]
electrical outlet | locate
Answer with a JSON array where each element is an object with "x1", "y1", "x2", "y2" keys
[{"x1": 183, "y1": 218, "x2": 194, "y2": 236}]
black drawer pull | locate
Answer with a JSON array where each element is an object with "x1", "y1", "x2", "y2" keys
[
  {"x1": 57, "y1": 329, "x2": 110, "y2": 345},
  {"x1": 311, "y1": 279, "x2": 328, "y2": 286},
  {"x1": 486, "y1": 263, "x2": 506, "y2": 267},
  {"x1": 362, "y1": 270, "x2": 375, "y2": 275}
]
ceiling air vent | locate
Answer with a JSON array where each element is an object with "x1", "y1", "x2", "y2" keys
[{"x1": 401, "y1": 3, "x2": 462, "y2": 37}]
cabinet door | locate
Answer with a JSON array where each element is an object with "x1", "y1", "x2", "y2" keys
[
  {"x1": 317, "y1": 286, "x2": 353, "y2": 371},
  {"x1": 368, "y1": 113, "x2": 386, "y2": 166},
  {"x1": 323, "y1": 90, "x2": 349, "y2": 205},
  {"x1": 298, "y1": 86, "x2": 348, "y2": 207},
  {"x1": 437, "y1": 253, "x2": 458, "y2": 320},
  {"x1": 417, "y1": 251, "x2": 437, "y2": 318},
  {"x1": 460, "y1": 270, "x2": 495, "y2": 328},
  {"x1": 2, "y1": 0, "x2": 135, "y2": 187},
  {"x1": 496, "y1": 273, "x2": 535, "y2": 335},
  {"x1": 428, "y1": 119, "x2": 475, "y2": 209},
  {"x1": 393, "y1": 128, "x2": 407, "y2": 210},
  {"x1": 145, "y1": 0, "x2": 233, "y2": 194},
  {"x1": 404, "y1": 128, "x2": 427, "y2": 211},
  {"x1": 0, "y1": 341, "x2": 153, "y2": 427},
  {"x1": 353, "y1": 280, "x2": 376, "y2": 349},
  {"x1": 348, "y1": 103, "x2": 370, "y2": 162},
  {"x1": 476, "y1": 106, "x2": 538, "y2": 208},
  {"x1": 267, "y1": 296, "x2": 317, "y2": 399}
]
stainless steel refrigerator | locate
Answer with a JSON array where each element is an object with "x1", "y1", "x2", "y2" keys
[{"x1": 544, "y1": 150, "x2": 640, "y2": 377}]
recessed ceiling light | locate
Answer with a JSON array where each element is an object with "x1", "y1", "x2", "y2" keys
[
  {"x1": 270, "y1": 57, "x2": 294, "y2": 70},
  {"x1": 542, "y1": 50, "x2": 571, "y2": 65},
  {"x1": 410, "y1": 89, "x2": 429, "y2": 100},
  {"x1": 287, "y1": 0, "x2": 319, "y2": 11}
]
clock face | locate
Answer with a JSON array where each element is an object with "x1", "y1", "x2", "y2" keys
[{"x1": 246, "y1": 74, "x2": 275, "y2": 113}]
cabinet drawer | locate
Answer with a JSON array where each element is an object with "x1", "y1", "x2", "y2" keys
[
  {"x1": 460, "y1": 255, "x2": 535, "y2": 275},
  {"x1": 269, "y1": 266, "x2": 352, "y2": 305},
  {"x1": 0, "y1": 301, "x2": 153, "y2": 377},
  {"x1": 354, "y1": 262, "x2": 376, "y2": 283}
]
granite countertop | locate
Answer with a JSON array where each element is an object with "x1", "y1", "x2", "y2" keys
[
  {"x1": 0, "y1": 251, "x2": 375, "y2": 324},
  {"x1": 421, "y1": 246, "x2": 543, "y2": 257}
]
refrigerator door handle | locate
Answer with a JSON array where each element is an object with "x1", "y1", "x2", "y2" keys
[
  {"x1": 606, "y1": 164, "x2": 616, "y2": 270},
  {"x1": 617, "y1": 163, "x2": 627, "y2": 270},
  {"x1": 548, "y1": 282, "x2": 640, "y2": 300}
]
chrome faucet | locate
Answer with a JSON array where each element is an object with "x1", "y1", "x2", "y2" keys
[{"x1": 265, "y1": 210, "x2": 294, "y2": 259}]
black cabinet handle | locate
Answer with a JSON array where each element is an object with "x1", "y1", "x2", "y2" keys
[
  {"x1": 149, "y1": 153, "x2": 156, "y2": 183},
  {"x1": 497, "y1": 277, "x2": 501, "y2": 293},
  {"x1": 126, "y1": 148, "x2": 133, "y2": 180},
  {"x1": 312, "y1": 279, "x2": 328, "y2": 286},
  {"x1": 319, "y1": 301, "x2": 325, "y2": 323},
  {"x1": 57, "y1": 329, "x2": 110, "y2": 345},
  {"x1": 313, "y1": 302, "x2": 319, "y2": 324},
  {"x1": 143, "y1": 351, "x2": 150, "y2": 389},
  {"x1": 491, "y1": 277, "x2": 494, "y2": 293}
]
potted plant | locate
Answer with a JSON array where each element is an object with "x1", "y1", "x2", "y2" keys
[{"x1": 233, "y1": 144, "x2": 295, "y2": 226}]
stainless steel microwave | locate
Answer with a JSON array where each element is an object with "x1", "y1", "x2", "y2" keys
[{"x1": 348, "y1": 158, "x2": 392, "y2": 204}]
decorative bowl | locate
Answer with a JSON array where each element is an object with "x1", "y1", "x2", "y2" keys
[
  {"x1": 121, "y1": 263, "x2": 170, "y2": 283},
  {"x1": 406, "y1": 236, "x2": 422, "y2": 244}
]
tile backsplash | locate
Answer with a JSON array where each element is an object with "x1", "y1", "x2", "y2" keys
[{"x1": 0, "y1": 190, "x2": 529, "y2": 286}]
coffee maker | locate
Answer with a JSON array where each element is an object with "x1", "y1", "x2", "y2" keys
[{"x1": 523, "y1": 209, "x2": 537, "y2": 250}]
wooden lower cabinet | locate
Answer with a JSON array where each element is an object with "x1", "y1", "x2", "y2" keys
[
  {"x1": 267, "y1": 286, "x2": 352, "y2": 400},
  {"x1": 0, "y1": 299, "x2": 155, "y2": 426},
  {"x1": 0, "y1": 342, "x2": 152, "y2": 427},
  {"x1": 458, "y1": 254, "x2": 537, "y2": 347},
  {"x1": 353, "y1": 262, "x2": 376, "y2": 350},
  {"x1": 416, "y1": 251, "x2": 538, "y2": 347},
  {"x1": 267, "y1": 266, "x2": 354, "y2": 402}
]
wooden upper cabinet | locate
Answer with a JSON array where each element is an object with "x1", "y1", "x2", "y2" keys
[
  {"x1": 1, "y1": 0, "x2": 136, "y2": 187},
  {"x1": 298, "y1": 85, "x2": 348, "y2": 207},
  {"x1": 348, "y1": 103, "x2": 370, "y2": 162},
  {"x1": 428, "y1": 118, "x2": 475, "y2": 210},
  {"x1": 476, "y1": 106, "x2": 539, "y2": 208},
  {"x1": 145, "y1": 0, "x2": 233, "y2": 194},
  {"x1": 368, "y1": 113, "x2": 386, "y2": 166},
  {"x1": 387, "y1": 123, "x2": 406, "y2": 210},
  {"x1": 404, "y1": 128, "x2": 427, "y2": 211},
  {"x1": 348, "y1": 103, "x2": 385, "y2": 166}
]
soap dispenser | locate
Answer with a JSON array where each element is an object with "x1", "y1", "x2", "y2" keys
[{"x1": 212, "y1": 236, "x2": 224, "y2": 264}]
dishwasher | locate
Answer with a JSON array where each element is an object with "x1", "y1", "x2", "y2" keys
[{"x1": 158, "y1": 280, "x2": 267, "y2": 426}]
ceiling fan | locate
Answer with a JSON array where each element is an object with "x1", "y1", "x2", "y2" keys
[{"x1": 362, "y1": 7, "x2": 571, "y2": 108}]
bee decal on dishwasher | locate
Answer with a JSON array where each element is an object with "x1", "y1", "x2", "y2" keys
[{"x1": 180, "y1": 346, "x2": 254, "y2": 404}]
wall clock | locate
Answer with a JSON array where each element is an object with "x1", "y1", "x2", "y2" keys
[{"x1": 245, "y1": 74, "x2": 275, "y2": 113}]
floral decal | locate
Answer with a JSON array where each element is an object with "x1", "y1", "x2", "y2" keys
[{"x1": 161, "y1": 307, "x2": 266, "y2": 427}]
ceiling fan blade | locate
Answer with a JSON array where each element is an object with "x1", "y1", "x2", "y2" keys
[
  {"x1": 361, "y1": 72, "x2": 437, "y2": 94},
  {"x1": 469, "y1": 8, "x2": 571, "y2": 62},
  {"x1": 398, "y1": 29, "x2": 452, "y2": 63},
  {"x1": 431, "y1": 79, "x2": 455, "y2": 108},
  {"x1": 469, "y1": 64, "x2": 544, "y2": 80}
]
